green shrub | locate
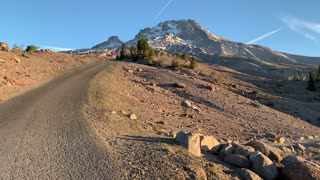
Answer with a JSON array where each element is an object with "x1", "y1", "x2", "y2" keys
[
  {"x1": 171, "y1": 59, "x2": 181, "y2": 69},
  {"x1": 210, "y1": 71, "x2": 221, "y2": 84},
  {"x1": 181, "y1": 53, "x2": 189, "y2": 61},
  {"x1": 189, "y1": 57, "x2": 197, "y2": 69},
  {"x1": 307, "y1": 72, "x2": 316, "y2": 91},
  {"x1": 154, "y1": 59, "x2": 164, "y2": 67},
  {"x1": 119, "y1": 43, "x2": 127, "y2": 60},
  {"x1": 12, "y1": 44, "x2": 24, "y2": 52},
  {"x1": 26, "y1": 45, "x2": 39, "y2": 52}
]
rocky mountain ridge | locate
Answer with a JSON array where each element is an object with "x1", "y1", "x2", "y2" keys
[{"x1": 92, "y1": 19, "x2": 320, "y2": 68}]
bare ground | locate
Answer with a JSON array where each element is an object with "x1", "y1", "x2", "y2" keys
[
  {"x1": 84, "y1": 61, "x2": 320, "y2": 179},
  {"x1": 0, "y1": 51, "x2": 100, "y2": 102}
]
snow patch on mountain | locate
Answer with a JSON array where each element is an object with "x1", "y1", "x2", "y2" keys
[{"x1": 91, "y1": 19, "x2": 320, "y2": 66}]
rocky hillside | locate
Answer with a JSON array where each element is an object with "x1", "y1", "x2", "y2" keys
[
  {"x1": 92, "y1": 19, "x2": 320, "y2": 68},
  {"x1": 0, "y1": 48, "x2": 100, "y2": 102}
]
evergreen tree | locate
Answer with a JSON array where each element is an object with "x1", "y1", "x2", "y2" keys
[
  {"x1": 148, "y1": 49, "x2": 155, "y2": 61},
  {"x1": 137, "y1": 38, "x2": 150, "y2": 59},
  {"x1": 181, "y1": 53, "x2": 189, "y2": 61},
  {"x1": 119, "y1": 43, "x2": 127, "y2": 60},
  {"x1": 307, "y1": 72, "x2": 316, "y2": 91},
  {"x1": 189, "y1": 56, "x2": 197, "y2": 69},
  {"x1": 130, "y1": 46, "x2": 137, "y2": 56},
  {"x1": 130, "y1": 46, "x2": 138, "y2": 61}
]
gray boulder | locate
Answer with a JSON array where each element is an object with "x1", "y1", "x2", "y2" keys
[
  {"x1": 223, "y1": 154, "x2": 250, "y2": 168},
  {"x1": 247, "y1": 140, "x2": 282, "y2": 162},
  {"x1": 234, "y1": 145, "x2": 255, "y2": 157},
  {"x1": 280, "y1": 155, "x2": 320, "y2": 180},
  {"x1": 238, "y1": 168, "x2": 263, "y2": 180},
  {"x1": 219, "y1": 143, "x2": 235, "y2": 159},
  {"x1": 250, "y1": 152, "x2": 278, "y2": 180},
  {"x1": 176, "y1": 131, "x2": 201, "y2": 156},
  {"x1": 199, "y1": 135, "x2": 220, "y2": 153}
]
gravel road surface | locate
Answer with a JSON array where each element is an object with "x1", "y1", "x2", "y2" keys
[{"x1": 0, "y1": 62, "x2": 121, "y2": 179}]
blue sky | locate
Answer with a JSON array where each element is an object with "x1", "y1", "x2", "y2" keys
[{"x1": 1, "y1": 0, "x2": 320, "y2": 56}]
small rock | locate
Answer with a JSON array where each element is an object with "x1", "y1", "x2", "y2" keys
[
  {"x1": 156, "y1": 121, "x2": 167, "y2": 125},
  {"x1": 176, "y1": 131, "x2": 201, "y2": 156},
  {"x1": 111, "y1": 111, "x2": 117, "y2": 114},
  {"x1": 238, "y1": 168, "x2": 263, "y2": 180},
  {"x1": 191, "y1": 105, "x2": 200, "y2": 111},
  {"x1": 250, "y1": 152, "x2": 278, "y2": 180},
  {"x1": 137, "y1": 68, "x2": 143, "y2": 72},
  {"x1": 0, "y1": 58, "x2": 5, "y2": 63},
  {"x1": 224, "y1": 154, "x2": 250, "y2": 168},
  {"x1": 307, "y1": 136, "x2": 314, "y2": 140},
  {"x1": 277, "y1": 137, "x2": 286, "y2": 144},
  {"x1": 128, "y1": 69, "x2": 134, "y2": 73},
  {"x1": 289, "y1": 145, "x2": 295, "y2": 153},
  {"x1": 181, "y1": 100, "x2": 192, "y2": 108},
  {"x1": 295, "y1": 143, "x2": 306, "y2": 152},
  {"x1": 130, "y1": 114, "x2": 138, "y2": 120},
  {"x1": 234, "y1": 145, "x2": 255, "y2": 157},
  {"x1": 14, "y1": 57, "x2": 21, "y2": 64},
  {"x1": 265, "y1": 132, "x2": 277, "y2": 139},
  {"x1": 121, "y1": 110, "x2": 127, "y2": 115},
  {"x1": 199, "y1": 135, "x2": 220, "y2": 153},
  {"x1": 207, "y1": 85, "x2": 217, "y2": 92},
  {"x1": 169, "y1": 131, "x2": 177, "y2": 138},
  {"x1": 280, "y1": 146, "x2": 292, "y2": 153},
  {"x1": 219, "y1": 143, "x2": 235, "y2": 159},
  {"x1": 293, "y1": 136, "x2": 305, "y2": 141},
  {"x1": 173, "y1": 82, "x2": 186, "y2": 88}
]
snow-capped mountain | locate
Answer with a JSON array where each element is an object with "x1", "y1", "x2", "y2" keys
[{"x1": 92, "y1": 19, "x2": 320, "y2": 66}]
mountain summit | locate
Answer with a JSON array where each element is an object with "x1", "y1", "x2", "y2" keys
[
  {"x1": 92, "y1": 19, "x2": 320, "y2": 66},
  {"x1": 92, "y1": 36, "x2": 123, "y2": 50}
]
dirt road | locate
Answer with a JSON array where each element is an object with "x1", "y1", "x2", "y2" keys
[{"x1": 0, "y1": 62, "x2": 121, "y2": 179}]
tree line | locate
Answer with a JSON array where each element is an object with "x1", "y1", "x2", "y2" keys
[{"x1": 116, "y1": 38, "x2": 197, "y2": 69}]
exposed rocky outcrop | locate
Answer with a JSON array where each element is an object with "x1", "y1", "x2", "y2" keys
[
  {"x1": 92, "y1": 36, "x2": 123, "y2": 50},
  {"x1": 175, "y1": 131, "x2": 319, "y2": 180},
  {"x1": 0, "y1": 42, "x2": 10, "y2": 52},
  {"x1": 246, "y1": 140, "x2": 282, "y2": 162}
]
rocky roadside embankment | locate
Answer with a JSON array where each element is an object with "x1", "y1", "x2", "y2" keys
[
  {"x1": 176, "y1": 131, "x2": 320, "y2": 180},
  {"x1": 0, "y1": 42, "x2": 100, "y2": 102}
]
